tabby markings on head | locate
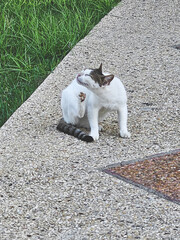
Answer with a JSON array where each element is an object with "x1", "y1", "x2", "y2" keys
[{"x1": 89, "y1": 64, "x2": 114, "y2": 87}]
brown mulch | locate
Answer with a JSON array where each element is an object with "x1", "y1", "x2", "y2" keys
[{"x1": 104, "y1": 150, "x2": 180, "y2": 204}]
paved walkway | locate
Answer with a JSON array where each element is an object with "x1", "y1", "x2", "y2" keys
[{"x1": 1, "y1": 0, "x2": 180, "y2": 239}]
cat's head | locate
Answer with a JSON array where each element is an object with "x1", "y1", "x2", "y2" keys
[{"x1": 76, "y1": 64, "x2": 114, "y2": 89}]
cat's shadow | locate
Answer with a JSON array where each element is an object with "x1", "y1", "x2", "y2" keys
[{"x1": 101, "y1": 120, "x2": 119, "y2": 137}]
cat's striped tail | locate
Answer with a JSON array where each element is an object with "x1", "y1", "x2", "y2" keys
[{"x1": 57, "y1": 118, "x2": 94, "y2": 142}]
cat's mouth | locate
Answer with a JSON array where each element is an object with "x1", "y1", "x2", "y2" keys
[{"x1": 76, "y1": 77, "x2": 89, "y2": 87}]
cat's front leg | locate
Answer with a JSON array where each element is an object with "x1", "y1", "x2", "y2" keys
[
  {"x1": 88, "y1": 108, "x2": 99, "y2": 141},
  {"x1": 118, "y1": 104, "x2": 131, "y2": 138}
]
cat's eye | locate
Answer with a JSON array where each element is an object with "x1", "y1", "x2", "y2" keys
[{"x1": 85, "y1": 74, "x2": 91, "y2": 77}]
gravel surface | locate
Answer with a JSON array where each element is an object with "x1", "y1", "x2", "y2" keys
[{"x1": 0, "y1": 0, "x2": 180, "y2": 239}]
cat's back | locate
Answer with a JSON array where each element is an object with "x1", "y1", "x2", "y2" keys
[
  {"x1": 106, "y1": 75, "x2": 126, "y2": 94},
  {"x1": 104, "y1": 75, "x2": 127, "y2": 104}
]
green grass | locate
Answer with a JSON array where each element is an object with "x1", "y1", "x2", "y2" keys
[{"x1": 0, "y1": 0, "x2": 120, "y2": 127}]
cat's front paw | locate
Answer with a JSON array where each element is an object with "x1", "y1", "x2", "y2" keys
[
  {"x1": 79, "y1": 92, "x2": 86, "y2": 102},
  {"x1": 120, "y1": 130, "x2": 131, "y2": 138},
  {"x1": 90, "y1": 133, "x2": 99, "y2": 141}
]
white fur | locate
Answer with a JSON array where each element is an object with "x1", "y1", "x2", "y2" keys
[{"x1": 61, "y1": 68, "x2": 131, "y2": 140}]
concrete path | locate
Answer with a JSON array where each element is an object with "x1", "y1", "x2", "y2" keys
[{"x1": 1, "y1": 0, "x2": 180, "y2": 239}]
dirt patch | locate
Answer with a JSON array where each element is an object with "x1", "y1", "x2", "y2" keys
[{"x1": 102, "y1": 150, "x2": 180, "y2": 204}]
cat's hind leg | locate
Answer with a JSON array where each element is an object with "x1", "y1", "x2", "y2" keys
[
  {"x1": 61, "y1": 89, "x2": 86, "y2": 125},
  {"x1": 66, "y1": 92, "x2": 86, "y2": 122},
  {"x1": 61, "y1": 90, "x2": 79, "y2": 124},
  {"x1": 78, "y1": 92, "x2": 86, "y2": 118}
]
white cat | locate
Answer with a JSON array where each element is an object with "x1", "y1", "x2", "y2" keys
[{"x1": 57, "y1": 64, "x2": 130, "y2": 142}]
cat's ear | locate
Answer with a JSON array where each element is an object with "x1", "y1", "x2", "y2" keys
[
  {"x1": 99, "y1": 63, "x2": 102, "y2": 74},
  {"x1": 102, "y1": 74, "x2": 114, "y2": 86}
]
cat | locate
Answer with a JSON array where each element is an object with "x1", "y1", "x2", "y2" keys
[{"x1": 57, "y1": 64, "x2": 131, "y2": 142}]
